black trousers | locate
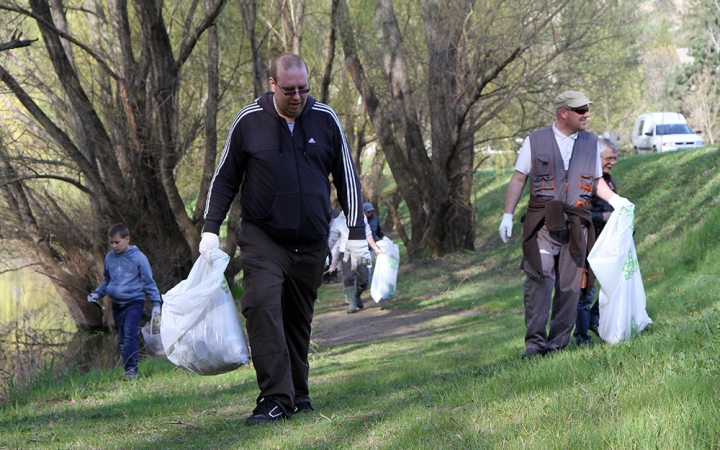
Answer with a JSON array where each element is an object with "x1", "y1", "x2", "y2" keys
[{"x1": 237, "y1": 225, "x2": 326, "y2": 417}]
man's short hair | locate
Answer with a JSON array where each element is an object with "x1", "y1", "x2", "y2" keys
[
  {"x1": 270, "y1": 54, "x2": 308, "y2": 83},
  {"x1": 109, "y1": 223, "x2": 130, "y2": 238},
  {"x1": 598, "y1": 137, "x2": 619, "y2": 154}
]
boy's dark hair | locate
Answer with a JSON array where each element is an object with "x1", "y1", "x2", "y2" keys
[{"x1": 109, "y1": 223, "x2": 130, "y2": 238}]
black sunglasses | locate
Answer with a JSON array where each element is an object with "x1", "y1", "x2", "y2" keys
[
  {"x1": 565, "y1": 106, "x2": 589, "y2": 115},
  {"x1": 277, "y1": 86, "x2": 310, "y2": 97}
]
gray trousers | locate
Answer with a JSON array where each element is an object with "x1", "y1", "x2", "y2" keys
[
  {"x1": 340, "y1": 252, "x2": 369, "y2": 289},
  {"x1": 523, "y1": 225, "x2": 586, "y2": 352}
]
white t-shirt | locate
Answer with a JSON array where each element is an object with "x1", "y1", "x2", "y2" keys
[
  {"x1": 273, "y1": 95, "x2": 296, "y2": 135},
  {"x1": 514, "y1": 123, "x2": 602, "y2": 178}
]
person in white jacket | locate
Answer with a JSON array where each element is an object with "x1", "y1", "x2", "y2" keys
[{"x1": 328, "y1": 211, "x2": 383, "y2": 313}]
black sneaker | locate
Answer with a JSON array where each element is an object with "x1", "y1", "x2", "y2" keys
[
  {"x1": 245, "y1": 397, "x2": 288, "y2": 426},
  {"x1": 294, "y1": 401, "x2": 314, "y2": 413},
  {"x1": 589, "y1": 323, "x2": 600, "y2": 336},
  {"x1": 521, "y1": 348, "x2": 543, "y2": 359}
]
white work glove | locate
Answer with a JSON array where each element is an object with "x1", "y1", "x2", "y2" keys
[
  {"x1": 151, "y1": 302, "x2": 161, "y2": 317},
  {"x1": 343, "y1": 239, "x2": 372, "y2": 271},
  {"x1": 87, "y1": 293, "x2": 99, "y2": 303},
  {"x1": 199, "y1": 232, "x2": 219, "y2": 263},
  {"x1": 499, "y1": 213, "x2": 514, "y2": 244},
  {"x1": 608, "y1": 194, "x2": 634, "y2": 211}
]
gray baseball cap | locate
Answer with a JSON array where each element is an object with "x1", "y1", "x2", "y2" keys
[{"x1": 554, "y1": 91, "x2": 593, "y2": 109}]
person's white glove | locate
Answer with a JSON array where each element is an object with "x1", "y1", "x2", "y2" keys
[
  {"x1": 87, "y1": 293, "x2": 99, "y2": 303},
  {"x1": 499, "y1": 213, "x2": 514, "y2": 244},
  {"x1": 343, "y1": 239, "x2": 372, "y2": 271},
  {"x1": 199, "y1": 232, "x2": 219, "y2": 263},
  {"x1": 608, "y1": 194, "x2": 634, "y2": 210},
  {"x1": 151, "y1": 302, "x2": 161, "y2": 317}
]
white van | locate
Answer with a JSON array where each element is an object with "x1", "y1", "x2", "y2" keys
[{"x1": 632, "y1": 112, "x2": 704, "y2": 153}]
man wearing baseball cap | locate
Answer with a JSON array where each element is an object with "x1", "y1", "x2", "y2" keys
[{"x1": 498, "y1": 90, "x2": 633, "y2": 358}]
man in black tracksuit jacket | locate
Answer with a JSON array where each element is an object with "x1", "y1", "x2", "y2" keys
[{"x1": 199, "y1": 54, "x2": 370, "y2": 425}]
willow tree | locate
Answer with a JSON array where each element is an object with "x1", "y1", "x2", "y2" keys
[
  {"x1": 336, "y1": 0, "x2": 639, "y2": 257},
  {"x1": 0, "y1": 0, "x2": 227, "y2": 329},
  {"x1": 680, "y1": 0, "x2": 720, "y2": 144}
]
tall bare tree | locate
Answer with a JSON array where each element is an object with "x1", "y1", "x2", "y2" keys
[
  {"x1": 0, "y1": 0, "x2": 227, "y2": 329},
  {"x1": 0, "y1": 0, "x2": 647, "y2": 329},
  {"x1": 681, "y1": 0, "x2": 720, "y2": 143},
  {"x1": 337, "y1": 0, "x2": 639, "y2": 257}
]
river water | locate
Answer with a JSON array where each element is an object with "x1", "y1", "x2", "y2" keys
[
  {"x1": 0, "y1": 268, "x2": 72, "y2": 328},
  {"x1": 0, "y1": 269, "x2": 120, "y2": 396}
]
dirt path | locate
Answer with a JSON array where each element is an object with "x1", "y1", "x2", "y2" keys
[{"x1": 311, "y1": 297, "x2": 479, "y2": 349}]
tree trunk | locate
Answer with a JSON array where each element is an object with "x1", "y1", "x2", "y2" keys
[
  {"x1": 0, "y1": 144, "x2": 103, "y2": 328},
  {"x1": 193, "y1": 0, "x2": 221, "y2": 258},
  {"x1": 279, "y1": 0, "x2": 304, "y2": 54},
  {"x1": 337, "y1": 0, "x2": 427, "y2": 257},
  {"x1": 0, "y1": 0, "x2": 227, "y2": 329},
  {"x1": 381, "y1": 190, "x2": 402, "y2": 235},
  {"x1": 361, "y1": 145, "x2": 385, "y2": 208},
  {"x1": 240, "y1": 0, "x2": 267, "y2": 97},
  {"x1": 320, "y1": 0, "x2": 339, "y2": 104},
  {"x1": 336, "y1": 0, "x2": 622, "y2": 257}
]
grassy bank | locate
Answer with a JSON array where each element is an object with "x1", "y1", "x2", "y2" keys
[{"x1": 2, "y1": 145, "x2": 720, "y2": 449}]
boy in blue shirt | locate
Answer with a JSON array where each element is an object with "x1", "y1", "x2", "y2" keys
[{"x1": 88, "y1": 223, "x2": 162, "y2": 380}]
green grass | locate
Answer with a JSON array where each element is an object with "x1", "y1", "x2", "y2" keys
[{"x1": 3, "y1": 145, "x2": 720, "y2": 449}]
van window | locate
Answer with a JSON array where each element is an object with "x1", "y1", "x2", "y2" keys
[
  {"x1": 656, "y1": 124, "x2": 694, "y2": 135},
  {"x1": 637, "y1": 120, "x2": 644, "y2": 136}
]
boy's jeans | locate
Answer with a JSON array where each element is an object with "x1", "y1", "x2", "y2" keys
[
  {"x1": 112, "y1": 300, "x2": 145, "y2": 374},
  {"x1": 574, "y1": 285, "x2": 598, "y2": 345}
]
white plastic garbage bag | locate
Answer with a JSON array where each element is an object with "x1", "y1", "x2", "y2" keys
[
  {"x1": 161, "y1": 249, "x2": 250, "y2": 375},
  {"x1": 587, "y1": 203, "x2": 652, "y2": 344},
  {"x1": 141, "y1": 311, "x2": 165, "y2": 357},
  {"x1": 371, "y1": 237, "x2": 400, "y2": 303}
]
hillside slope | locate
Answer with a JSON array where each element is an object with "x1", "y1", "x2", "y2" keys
[{"x1": 2, "y1": 145, "x2": 720, "y2": 449}]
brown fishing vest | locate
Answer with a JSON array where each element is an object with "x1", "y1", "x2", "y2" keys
[{"x1": 528, "y1": 127, "x2": 598, "y2": 207}]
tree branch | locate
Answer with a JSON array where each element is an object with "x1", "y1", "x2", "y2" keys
[
  {"x1": 0, "y1": 174, "x2": 91, "y2": 194},
  {"x1": 174, "y1": 0, "x2": 227, "y2": 72},
  {"x1": 0, "y1": 62, "x2": 117, "y2": 217},
  {"x1": 0, "y1": 262, "x2": 42, "y2": 276},
  {"x1": 383, "y1": 198, "x2": 409, "y2": 249},
  {"x1": 0, "y1": 4, "x2": 119, "y2": 79},
  {"x1": 0, "y1": 30, "x2": 37, "y2": 52}
]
